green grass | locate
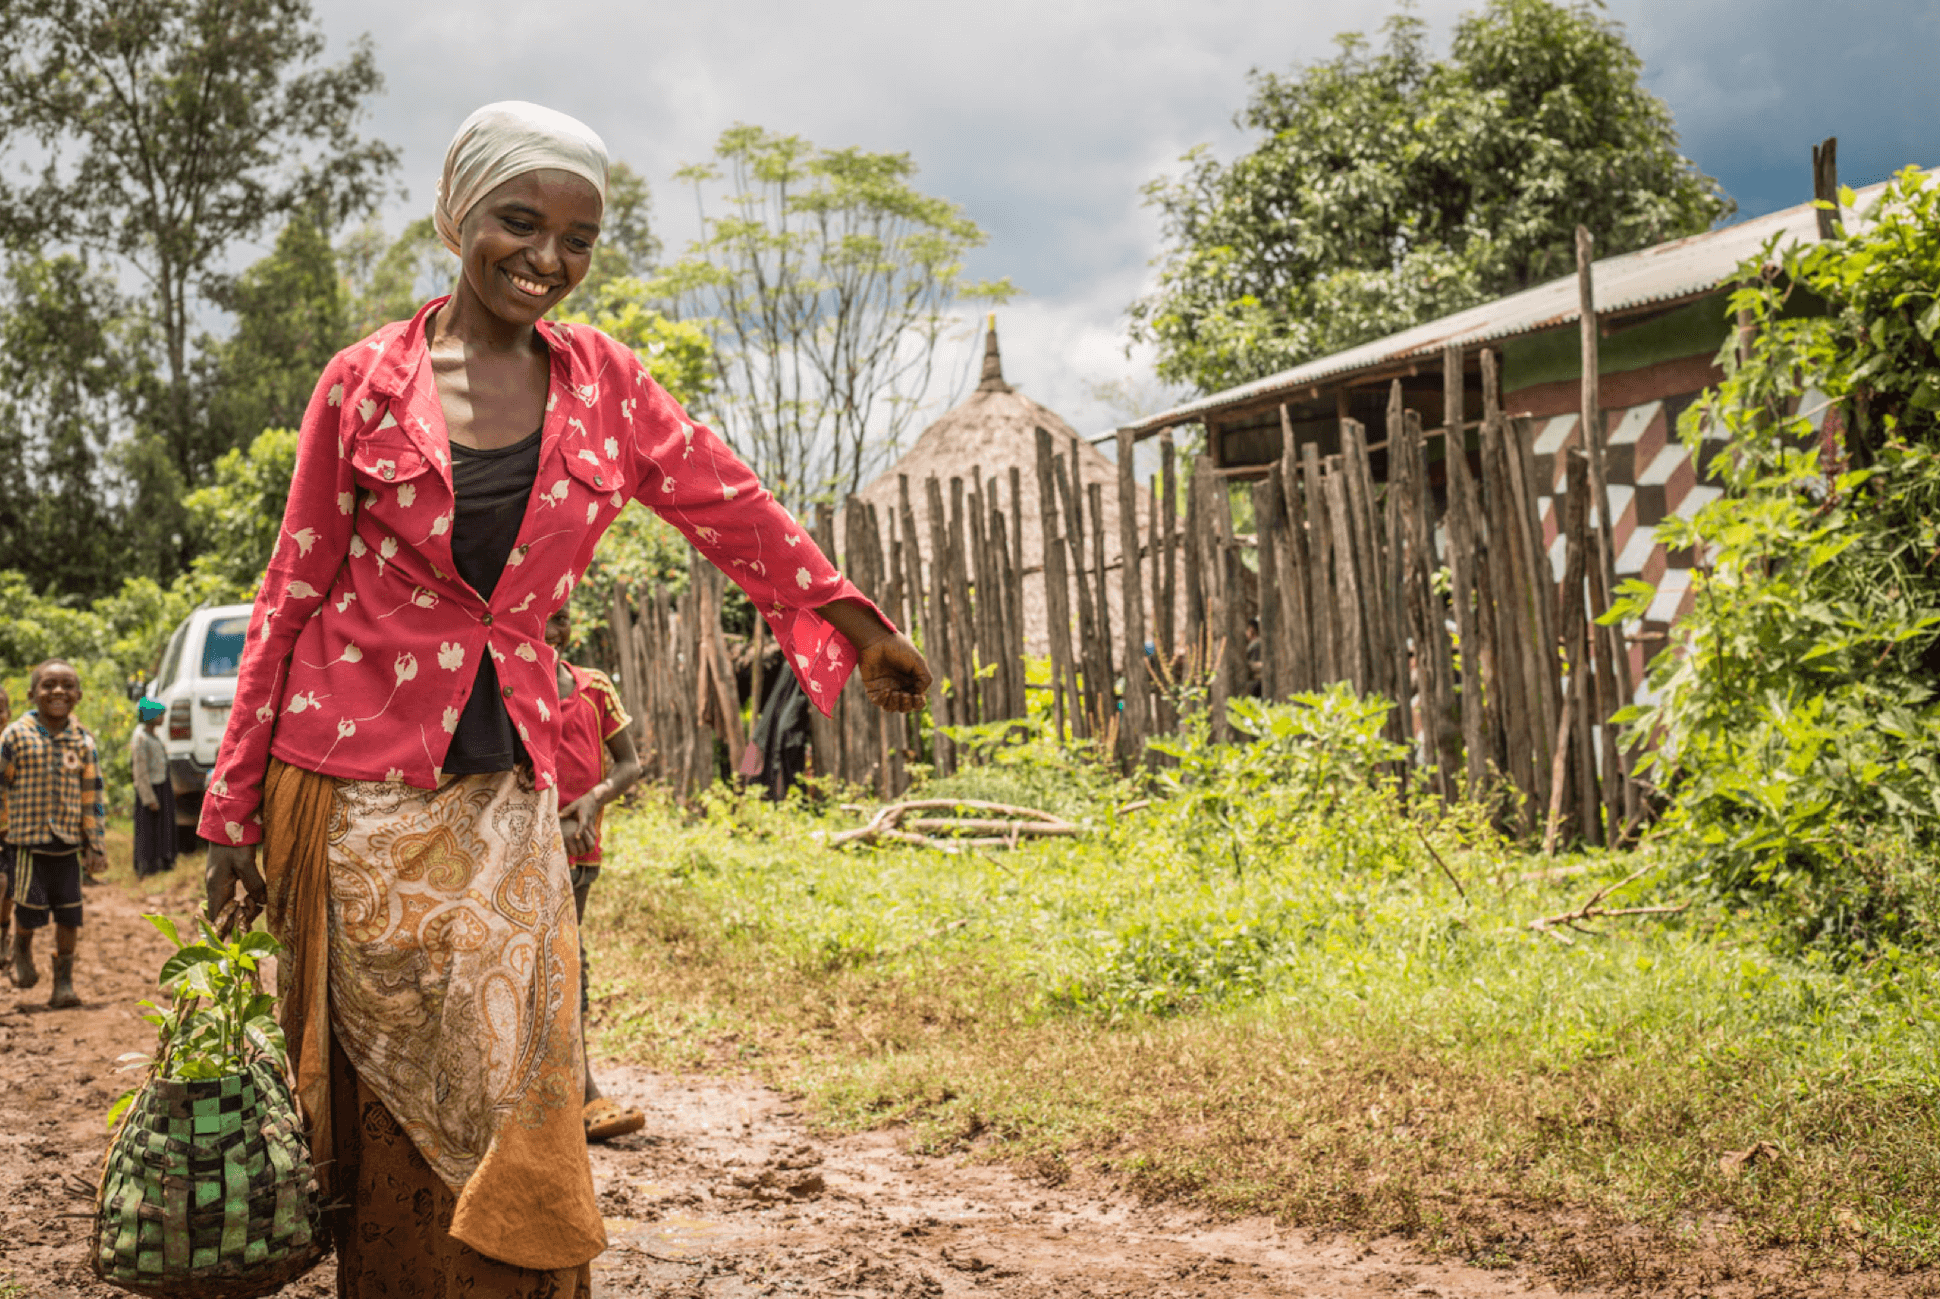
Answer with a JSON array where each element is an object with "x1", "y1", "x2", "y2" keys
[{"x1": 583, "y1": 758, "x2": 1940, "y2": 1284}]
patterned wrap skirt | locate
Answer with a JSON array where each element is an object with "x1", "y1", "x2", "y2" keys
[{"x1": 258, "y1": 759, "x2": 604, "y2": 1291}]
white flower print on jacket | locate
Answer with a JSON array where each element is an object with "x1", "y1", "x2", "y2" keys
[{"x1": 199, "y1": 297, "x2": 885, "y2": 846}]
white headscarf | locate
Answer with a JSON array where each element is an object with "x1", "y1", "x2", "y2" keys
[{"x1": 434, "y1": 101, "x2": 609, "y2": 255}]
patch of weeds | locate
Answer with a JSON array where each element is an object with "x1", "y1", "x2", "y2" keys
[{"x1": 582, "y1": 762, "x2": 1940, "y2": 1281}]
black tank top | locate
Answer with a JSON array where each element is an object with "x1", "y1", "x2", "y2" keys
[{"x1": 441, "y1": 428, "x2": 542, "y2": 775}]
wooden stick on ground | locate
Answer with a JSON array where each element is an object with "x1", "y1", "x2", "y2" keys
[
  {"x1": 828, "y1": 798, "x2": 1081, "y2": 850},
  {"x1": 1529, "y1": 862, "x2": 1685, "y2": 944}
]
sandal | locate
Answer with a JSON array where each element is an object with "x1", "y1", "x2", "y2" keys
[{"x1": 584, "y1": 1097, "x2": 645, "y2": 1143}]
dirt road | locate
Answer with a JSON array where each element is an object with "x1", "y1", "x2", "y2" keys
[{"x1": 0, "y1": 875, "x2": 1617, "y2": 1297}]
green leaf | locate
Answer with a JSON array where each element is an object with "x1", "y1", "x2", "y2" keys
[
  {"x1": 237, "y1": 929, "x2": 282, "y2": 957},
  {"x1": 105, "y1": 1090, "x2": 137, "y2": 1130},
  {"x1": 145, "y1": 913, "x2": 184, "y2": 949},
  {"x1": 1918, "y1": 298, "x2": 1940, "y2": 342},
  {"x1": 245, "y1": 1017, "x2": 287, "y2": 1060},
  {"x1": 158, "y1": 944, "x2": 223, "y2": 988}
]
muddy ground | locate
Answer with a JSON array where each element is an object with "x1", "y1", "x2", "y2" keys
[{"x1": 0, "y1": 875, "x2": 1917, "y2": 1298}]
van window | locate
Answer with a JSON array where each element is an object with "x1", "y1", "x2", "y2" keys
[
  {"x1": 200, "y1": 617, "x2": 251, "y2": 678},
  {"x1": 155, "y1": 623, "x2": 189, "y2": 691}
]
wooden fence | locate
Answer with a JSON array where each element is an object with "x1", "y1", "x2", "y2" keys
[{"x1": 606, "y1": 342, "x2": 1638, "y2": 847}]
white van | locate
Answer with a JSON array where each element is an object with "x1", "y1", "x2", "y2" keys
[{"x1": 144, "y1": 603, "x2": 254, "y2": 834}]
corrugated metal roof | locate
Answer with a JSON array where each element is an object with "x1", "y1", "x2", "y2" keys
[{"x1": 1121, "y1": 180, "x2": 1896, "y2": 436}]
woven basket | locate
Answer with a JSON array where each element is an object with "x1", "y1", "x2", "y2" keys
[{"x1": 91, "y1": 1057, "x2": 326, "y2": 1299}]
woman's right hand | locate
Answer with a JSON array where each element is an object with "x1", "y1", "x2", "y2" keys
[{"x1": 205, "y1": 843, "x2": 267, "y2": 923}]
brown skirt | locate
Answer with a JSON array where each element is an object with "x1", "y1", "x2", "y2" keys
[{"x1": 328, "y1": 1036, "x2": 590, "y2": 1298}]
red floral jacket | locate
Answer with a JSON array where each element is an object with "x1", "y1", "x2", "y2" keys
[{"x1": 200, "y1": 298, "x2": 880, "y2": 846}]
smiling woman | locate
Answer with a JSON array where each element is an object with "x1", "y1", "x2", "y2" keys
[{"x1": 196, "y1": 100, "x2": 933, "y2": 1298}]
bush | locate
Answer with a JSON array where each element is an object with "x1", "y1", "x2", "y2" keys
[
  {"x1": 1147, "y1": 686, "x2": 1408, "y2": 876},
  {"x1": 1619, "y1": 168, "x2": 1940, "y2": 949}
]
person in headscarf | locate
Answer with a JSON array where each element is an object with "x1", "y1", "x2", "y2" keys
[
  {"x1": 200, "y1": 100, "x2": 931, "y2": 1298},
  {"x1": 129, "y1": 698, "x2": 174, "y2": 878}
]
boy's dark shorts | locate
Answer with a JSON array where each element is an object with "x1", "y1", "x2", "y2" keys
[{"x1": 10, "y1": 846, "x2": 83, "y2": 930}]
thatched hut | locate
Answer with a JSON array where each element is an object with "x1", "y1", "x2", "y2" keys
[{"x1": 856, "y1": 320, "x2": 1142, "y2": 655}]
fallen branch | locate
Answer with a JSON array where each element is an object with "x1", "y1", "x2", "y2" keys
[
  {"x1": 901, "y1": 818, "x2": 1080, "y2": 837},
  {"x1": 830, "y1": 799, "x2": 1079, "y2": 851},
  {"x1": 1529, "y1": 861, "x2": 1686, "y2": 941},
  {"x1": 872, "y1": 798, "x2": 1066, "y2": 821}
]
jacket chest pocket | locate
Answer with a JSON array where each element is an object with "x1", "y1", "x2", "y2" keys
[
  {"x1": 349, "y1": 436, "x2": 433, "y2": 490},
  {"x1": 545, "y1": 434, "x2": 625, "y2": 531},
  {"x1": 562, "y1": 441, "x2": 624, "y2": 497}
]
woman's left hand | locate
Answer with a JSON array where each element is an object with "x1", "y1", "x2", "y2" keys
[
  {"x1": 815, "y1": 599, "x2": 931, "y2": 714},
  {"x1": 857, "y1": 632, "x2": 932, "y2": 713}
]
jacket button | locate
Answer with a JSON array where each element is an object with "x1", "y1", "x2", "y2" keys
[
  {"x1": 501, "y1": 685, "x2": 514, "y2": 699},
  {"x1": 481, "y1": 614, "x2": 493, "y2": 626},
  {"x1": 382, "y1": 466, "x2": 395, "y2": 480},
  {"x1": 593, "y1": 475, "x2": 603, "y2": 487}
]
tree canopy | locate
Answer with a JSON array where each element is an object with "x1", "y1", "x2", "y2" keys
[
  {"x1": 0, "y1": 0, "x2": 395, "y2": 597},
  {"x1": 0, "y1": 254, "x2": 144, "y2": 598},
  {"x1": 655, "y1": 125, "x2": 1013, "y2": 510},
  {"x1": 1130, "y1": 0, "x2": 1732, "y2": 394}
]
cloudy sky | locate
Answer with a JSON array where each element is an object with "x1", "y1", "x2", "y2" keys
[{"x1": 314, "y1": 0, "x2": 1937, "y2": 435}]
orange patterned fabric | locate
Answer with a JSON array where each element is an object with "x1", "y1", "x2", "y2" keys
[
  {"x1": 260, "y1": 760, "x2": 339, "y2": 1202},
  {"x1": 260, "y1": 759, "x2": 605, "y2": 1275}
]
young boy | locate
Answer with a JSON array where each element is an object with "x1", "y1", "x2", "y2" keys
[
  {"x1": 0, "y1": 659, "x2": 105, "y2": 1006},
  {"x1": 546, "y1": 608, "x2": 646, "y2": 1142}
]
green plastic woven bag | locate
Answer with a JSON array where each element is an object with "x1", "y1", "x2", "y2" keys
[
  {"x1": 91, "y1": 1058, "x2": 326, "y2": 1299},
  {"x1": 91, "y1": 907, "x2": 326, "y2": 1299}
]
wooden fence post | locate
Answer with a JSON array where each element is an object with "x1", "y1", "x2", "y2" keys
[
  {"x1": 1322, "y1": 451, "x2": 1365, "y2": 694},
  {"x1": 1055, "y1": 452, "x2": 1101, "y2": 732},
  {"x1": 1440, "y1": 345, "x2": 1490, "y2": 798},
  {"x1": 1398, "y1": 408, "x2": 1461, "y2": 796},
  {"x1": 1189, "y1": 457, "x2": 1231, "y2": 740},
  {"x1": 1576, "y1": 226, "x2": 1640, "y2": 828},
  {"x1": 945, "y1": 477, "x2": 978, "y2": 728},
  {"x1": 922, "y1": 476, "x2": 957, "y2": 773},
  {"x1": 1276, "y1": 405, "x2": 1316, "y2": 695},
  {"x1": 1006, "y1": 467, "x2": 1028, "y2": 721},
  {"x1": 1253, "y1": 472, "x2": 1286, "y2": 700},
  {"x1": 1301, "y1": 441, "x2": 1339, "y2": 688},
  {"x1": 1116, "y1": 428, "x2": 1150, "y2": 764},
  {"x1": 1034, "y1": 429, "x2": 1077, "y2": 742}
]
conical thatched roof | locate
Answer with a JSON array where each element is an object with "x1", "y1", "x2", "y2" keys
[{"x1": 856, "y1": 319, "x2": 1145, "y2": 655}]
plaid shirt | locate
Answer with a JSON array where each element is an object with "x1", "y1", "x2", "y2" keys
[{"x1": 0, "y1": 712, "x2": 105, "y2": 851}]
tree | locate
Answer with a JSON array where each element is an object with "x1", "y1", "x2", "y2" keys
[
  {"x1": 340, "y1": 216, "x2": 456, "y2": 338},
  {"x1": 655, "y1": 125, "x2": 1013, "y2": 510},
  {"x1": 0, "y1": 0, "x2": 398, "y2": 483},
  {"x1": 0, "y1": 253, "x2": 149, "y2": 599},
  {"x1": 199, "y1": 214, "x2": 351, "y2": 462},
  {"x1": 180, "y1": 425, "x2": 299, "y2": 598},
  {"x1": 555, "y1": 274, "x2": 714, "y2": 659},
  {"x1": 1130, "y1": 1, "x2": 1732, "y2": 393},
  {"x1": 572, "y1": 160, "x2": 660, "y2": 305}
]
